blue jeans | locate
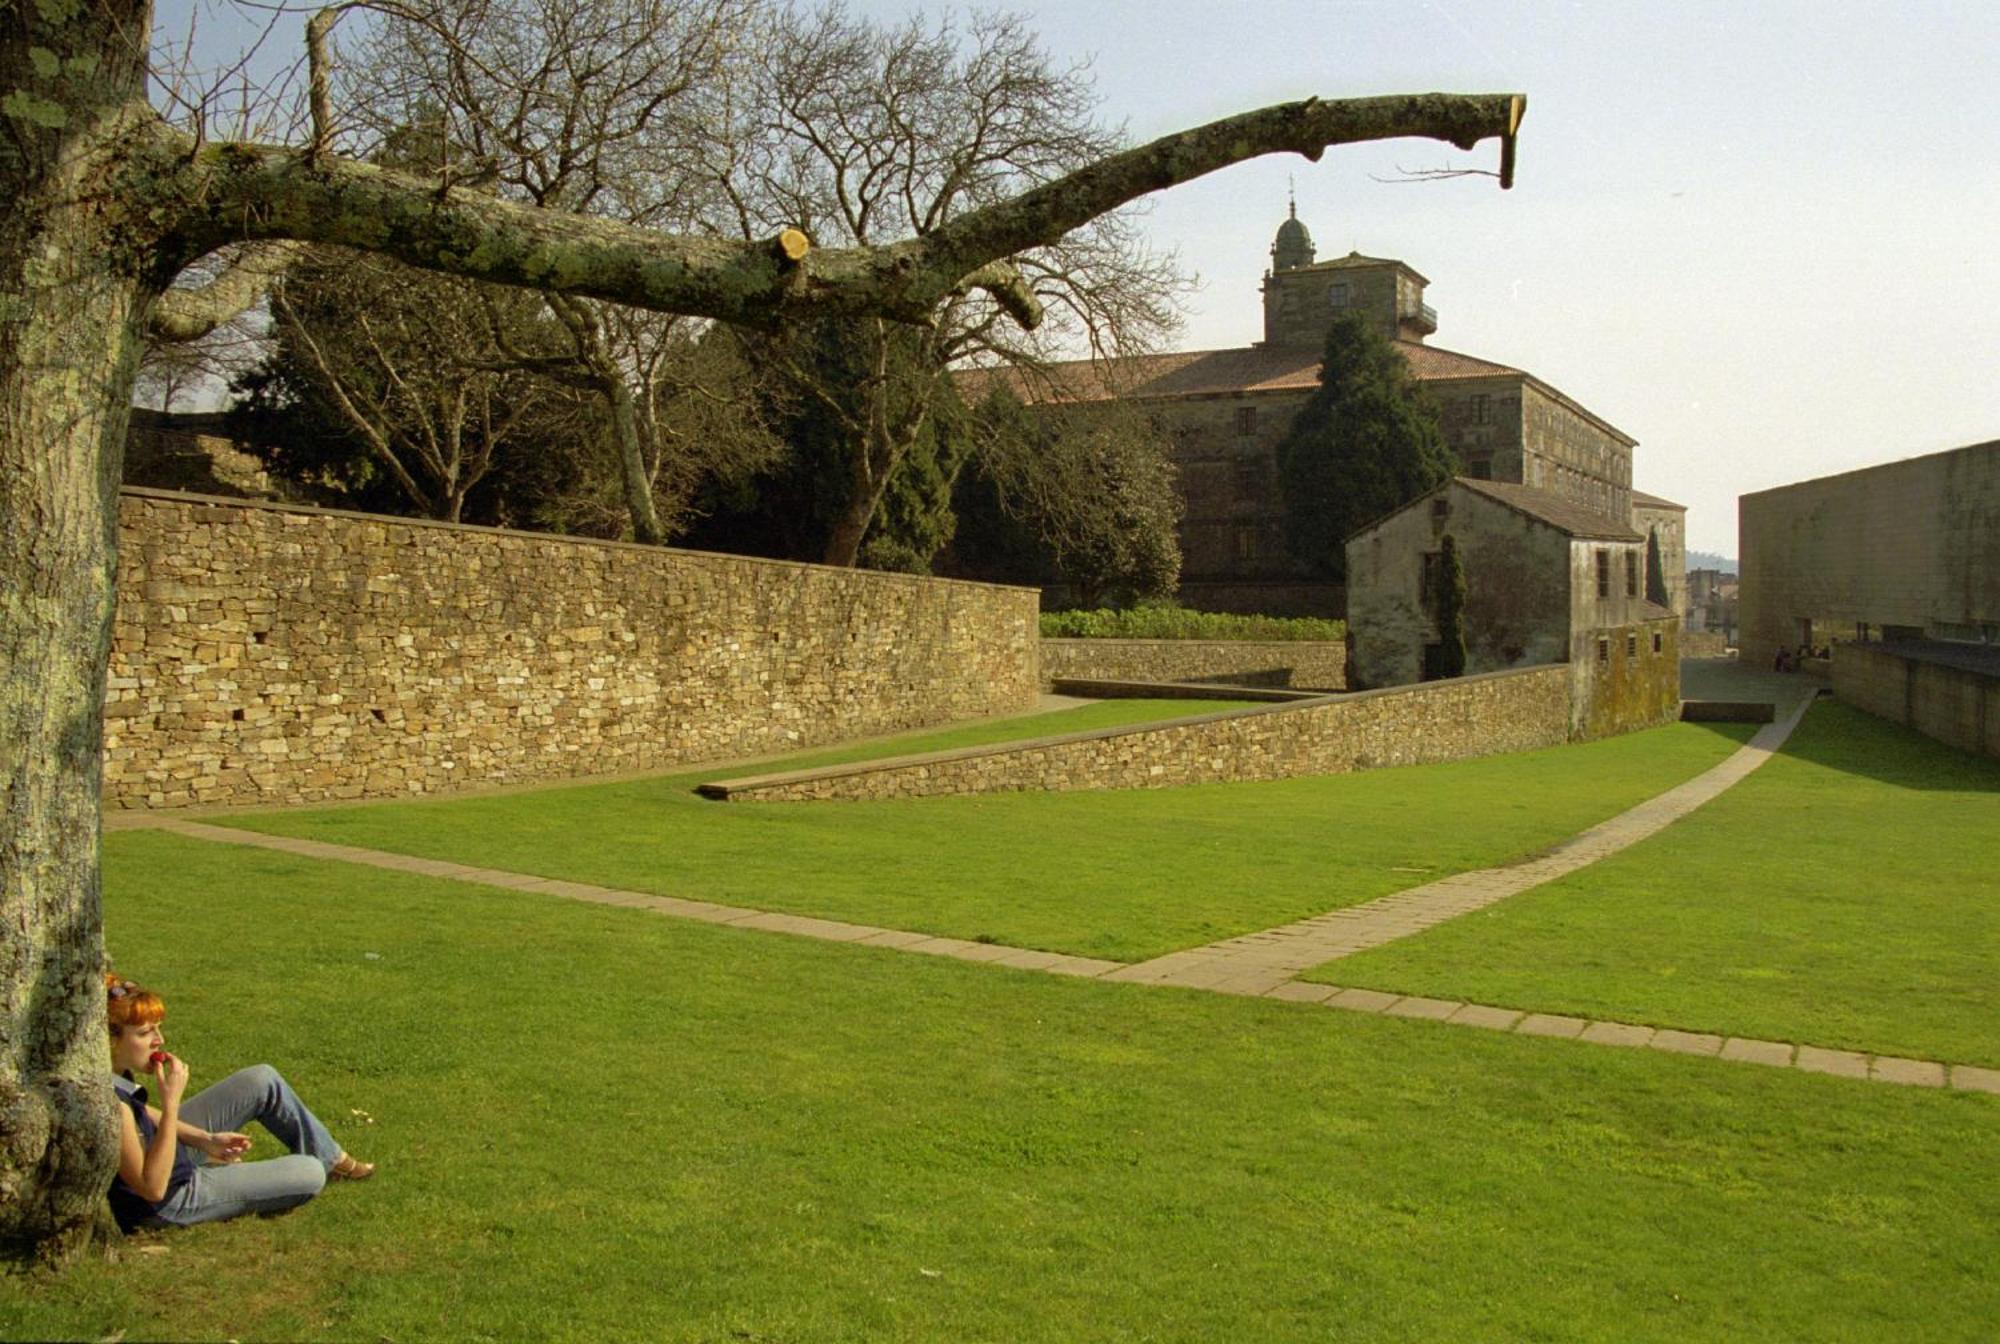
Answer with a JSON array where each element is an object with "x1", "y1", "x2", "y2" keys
[{"x1": 145, "y1": 1065, "x2": 341, "y2": 1226}]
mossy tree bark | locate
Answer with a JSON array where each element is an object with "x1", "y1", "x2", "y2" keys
[{"x1": 0, "y1": 0, "x2": 1522, "y2": 1263}]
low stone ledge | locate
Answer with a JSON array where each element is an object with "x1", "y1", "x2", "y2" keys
[
  {"x1": 1049, "y1": 678, "x2": 1320, "y2": 703},
  {"x1": 1681, "y1": 700, "x2": 1776, "y2": 723},
  {"x1": 699, "y1": 665, "x2": 1571, "y2": 804}
]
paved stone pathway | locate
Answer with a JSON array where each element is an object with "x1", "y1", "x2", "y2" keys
[
  {"x1": 116, "y1": 689, "x2": 2000, "y2": 1096},
  {"x1": 1101, "y1": 694, "x2": 1817, "y2": 995}
]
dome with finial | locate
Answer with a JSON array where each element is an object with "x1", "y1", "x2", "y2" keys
[{"x1": 1271, "y1": 197, "x2": 1314, "y2": 272}]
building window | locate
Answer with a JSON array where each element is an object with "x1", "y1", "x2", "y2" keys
[
  {"x1": 1235, "y1": 405, "x2": 1257, "y2": 436},
  {"x1": 1652, "y1": 631, "x2": 1664, "y2": 654},
  {"x1": 1595, "y1": 549, "x2": 1611, "y2": 599},
  {"x1": 1466, "y1": 457, "x2": 1492, "y2": 480},
  {"x1": 1626, "y1": 634, "x2": 1638, "y2": 658},
  {"x1": 1471, "y1": 394, "x2": 1489, "y2": 426},
  {"x1": 1328, "y1": 283, "x2": 1349, "y2": 309},
  {"x1": 1596, "y1": 637, "x2": 1609, "y2": 664},
  {"x1": 1624, "y1": 551, "x2": 1639, "y2": 598},
  {"x1": 1231, "y1": 456, "x2": 1260, "y2": 500},
  {"x1": 1234, "y1": 528, "x2": 1258, "y2": 562}
]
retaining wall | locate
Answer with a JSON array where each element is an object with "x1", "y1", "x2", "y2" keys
[
  {"x1": 106, "y1": 489, "x2": 1039, "y2": 808},
  {"x1": 701, "y1": 664, "x2": 1570, "y2": 802},
  {"x1": 1038, "y1": 637, "x2": 1348, "y2": 691},
  {"x1": 1834, "y1": 642, "x2": 2000, "y2": 761}
]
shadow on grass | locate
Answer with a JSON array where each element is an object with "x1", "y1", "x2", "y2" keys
[{"x1": 1768, "y1": 700, "x2": 2000, "y2": 793}]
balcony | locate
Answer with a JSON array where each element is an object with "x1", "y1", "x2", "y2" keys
[{"x1": 1400, "y1": 302, "x2": 1438, "y2": 337}]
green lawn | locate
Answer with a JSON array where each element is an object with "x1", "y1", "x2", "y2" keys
[
  {"x1": 6, "y1": 829, "x2": 1994, "y2": 1342},
  {"x1": 208, "y1": 721, "x2": 1756, "y2": 963},
  {"x1": 1307, "y1": 703, "x2": 2000, "y2": 1066}
]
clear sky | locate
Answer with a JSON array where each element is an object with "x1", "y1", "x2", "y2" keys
[{"x1": 158, "y1": 0, "x2": 2000, "y2": 555}]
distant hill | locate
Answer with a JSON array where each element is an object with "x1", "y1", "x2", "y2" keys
[{"x1": 1688, "y1": 550, "x2": 1737, "y2": 575}]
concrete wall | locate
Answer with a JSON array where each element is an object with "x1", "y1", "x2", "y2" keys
[
  {"x1": 1040, "y1": 638, "x2": 1348, "y2": 691},
  {"x1": 1738, "y1": 440, "x2": 2000, "y2": 667},
  {"x1": 704, "y1": 665, "x2": 1571, "y2": 802},
  {"x1": 105, "y1": 489, "x2": 1039, "y2": 809},
  {"x1": 1834, "y1": 642, "x2": 2000, "y2": 762}
]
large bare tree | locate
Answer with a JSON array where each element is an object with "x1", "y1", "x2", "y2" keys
[{"x1": 0, "y1": 0, "x2": 1523, "y2": 1263}]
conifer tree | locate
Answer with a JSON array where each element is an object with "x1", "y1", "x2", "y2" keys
[
  {"x1": 1434, "y1": 532, "x2": 1469, "y2": 678},
  {"x1": 1276, "y1": 313, "x2": 1457, "y2": 581},
  {"x1": 1645, "y1": 526, "x2": 1671, "y2": 608}
]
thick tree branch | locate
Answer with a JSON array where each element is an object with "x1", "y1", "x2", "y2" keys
[
  {"x1": 146, "y1": 242, "x2": 302, "y2": 342},
  {"x1": 152, "y1": 91, "x2": 1522, "y2": 332}
]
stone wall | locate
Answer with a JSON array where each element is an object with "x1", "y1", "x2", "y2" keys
[
  {"x1": 1569, "y1": 616, "x2": 1681, "y2": 740},
  {"x1": 1834, "y1": 641, "x2": 2000, "y2": 762},
  {"x1": 105, "y1": 489, "x2": 1039, "y2": 808},
  {"x1": 1039, "y1": 638, "x2": 1347, "y2": 691},
  {"x1": 1738, "y1": 439, "x2": 2000, "y2": 667},
  {"x1": 700, "y1": 664, "x2": 1570, "y2": 802}
]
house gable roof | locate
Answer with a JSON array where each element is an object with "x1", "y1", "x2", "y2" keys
[{"x1": 1455, "y1": 478, "x2": 1644, "y2": 541}]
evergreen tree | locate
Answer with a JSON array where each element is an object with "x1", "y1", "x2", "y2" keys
[
  {"x1": 1646, "y1": 526, "x2": 1671, "y2": 607},
  {"x1": 1276, "y1": 313, "x2": 1457, "y2": 581},
  {"x1": 1433, "y1": 532, "x2": 1468, "y2": 678}
]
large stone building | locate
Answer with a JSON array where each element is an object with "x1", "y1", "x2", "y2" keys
[{"x1": 1001, "y1": 207, "x2": 1681, "y2": 618}]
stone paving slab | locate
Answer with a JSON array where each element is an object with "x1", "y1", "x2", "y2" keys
[
  {"x1": 1795, "y1": 1046, "x2": 1870, "y2": 1079},
  {"x1": 1384, "y1": 995, "x2": 1462, "y2": 1021},
  {"x1": 1324, "y1": 988, "x2": 1401, "y2": 1014},
  {"x1": 1580, "y1": 1021, "x2": 1655, "y2": 1049},
  {"x1": 1516, "y1": 1013, "x2": 1587, "y2": 1039},
  {"x1": 1720, "y1": 1038, "x2": 1794, "y2": 1067},
  {"x1": 1650, "y1": 1029, "x2": 1723, "y2": 1057},
  {"x1": 1951, "y1": 1065, "x2": 2000, "y2": 1095},
  {"x1": 1871, "y1": 1056, "x2": 1946, "y2": 1088},
  {"x1": 1264, "y1": 982, "x2": 1338, "y2": 1005},
  {"x1": 1447, "y1": 1003, "x2": 1523, "y2": 1031}
]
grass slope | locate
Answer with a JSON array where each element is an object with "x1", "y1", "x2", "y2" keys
[
  {"x1": 5, "y1": 830, "x2": 1993, "y2": 1342},
  {"x1": 1310, "y1": 703, "x2": 2000, "y2": 1065},
  {"x1": 210, "y1": 722, "x2": 1755, "y2": 963}
]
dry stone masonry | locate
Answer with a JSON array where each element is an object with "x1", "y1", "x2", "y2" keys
[
  {"x1": 1039, "y1": 638, "x2": 1348, "y2": 691},
  {"x1": 105, "y1": 489, "x2": 1039, "y2": 809}
]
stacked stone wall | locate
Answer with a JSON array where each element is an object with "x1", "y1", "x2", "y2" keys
[
  {"x1": 1039, "y1": 638, "x2": 1347, "y2": 691},
  {"x1": 105, "y1": 489, "x2": 1039, "y2": 808},
  {"x1": 703, "y1": 664, "x2": 1569, "y2": 802},
  {"x1": 1834, "y1": 642, "x2": 2000, "y2": 762}
]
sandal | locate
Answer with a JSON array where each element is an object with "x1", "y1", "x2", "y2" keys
[{"x1": 330, "y1": 1153, "x2": 376, "y2": 1181}]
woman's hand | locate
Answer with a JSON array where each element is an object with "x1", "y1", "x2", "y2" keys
[
  {"x1": 195, "y1": 1130, "x2": 252, "y2": 1164},
  {"x1": 154, "y1": 1051, "x2": 188, "y2": 1104}
]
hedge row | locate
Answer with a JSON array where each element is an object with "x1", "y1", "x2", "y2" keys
[{"x1": 1039, "y1": 609, "x2": 1346, "y2": 642}]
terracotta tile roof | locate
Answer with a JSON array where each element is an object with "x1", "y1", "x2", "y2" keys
[
  {"x1": 1455, "y1": 478, "x2": 1643, "y2": 542},
  {"x1": 1631, "y1": 490, "x2": 1687, "y2": 510},
  {"x1": 959, "y1": 340, "x2": 1523, "y2": 407}
]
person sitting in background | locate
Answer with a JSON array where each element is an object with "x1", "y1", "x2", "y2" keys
[{"x1": 105, "y1": 972, "x2": 375, "y2": 1232}]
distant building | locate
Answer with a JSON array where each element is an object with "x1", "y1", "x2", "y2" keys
[
  {"x1": 1739, "y1": 439, "x2": 2000, "y2": 759},
  {"x1": 987, "y1": 207, "x2": 1683, "y2": 619},
  {"x1": 1347, "y1": 477, "x2": 1678, "y2": 737}
]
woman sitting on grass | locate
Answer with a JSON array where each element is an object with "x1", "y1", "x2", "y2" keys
[{"x1": 105, "y1": 971, "x2": 375, "y2": 1232}]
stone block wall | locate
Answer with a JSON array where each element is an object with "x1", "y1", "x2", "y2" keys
[
  {"x1": 105, "y1": 489, "x2": 1039, "y2": 808},
  {"x1": 1039, "y1": 638, "x2": 1348, "y2": 691},
  {"x1": 701, "y1": 665, "x2": 1570, "y2": 802},
  {"x1": 1834, "y1": 642, "x2": 2000, "y2": 762}
]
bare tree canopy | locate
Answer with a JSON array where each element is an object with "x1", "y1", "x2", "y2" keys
[{"x1": 0, "y1": 0, "x2": 1523, "y2": 1264}]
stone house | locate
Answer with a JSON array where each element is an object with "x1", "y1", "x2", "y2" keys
[
  {"x1": 979, "y1": 207, "x2": 1684, "y2": 618},
  {"x1": 1347, "y1": 477, "x2": 1680, "y2": 738}
]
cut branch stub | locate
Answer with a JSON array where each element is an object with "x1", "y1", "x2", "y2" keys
[{"x1": 773, "y1": 228, "x2": 811, "y2": 264}]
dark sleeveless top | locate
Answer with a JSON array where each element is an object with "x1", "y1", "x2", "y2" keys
[{"x1": 108, "y1": 1076, "x2": 196, "y2": 1233}]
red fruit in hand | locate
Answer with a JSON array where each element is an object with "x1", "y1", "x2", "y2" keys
[{"x1": 149, "y1": 1051, "x2": 167, "y2": 1067}]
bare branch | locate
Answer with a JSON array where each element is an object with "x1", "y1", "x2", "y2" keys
[{"x1": 147, "y1": 242, "x2": 303, "y2": 342}]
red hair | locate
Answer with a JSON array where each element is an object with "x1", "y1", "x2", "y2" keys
[{"x1": 105, "y1": 971, "x2": 165, "y2": 1034}]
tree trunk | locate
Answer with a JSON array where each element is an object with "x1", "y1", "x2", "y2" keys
[
  {"x1": 0, "y1": 0, "x2": 158, "y2": 1264},
  {"x1": 0, "y1": 189, "x2": 151, "y2": 1271},
  {"x1": 605, "y1": 378, "x2": 665, "y2": 545}
]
